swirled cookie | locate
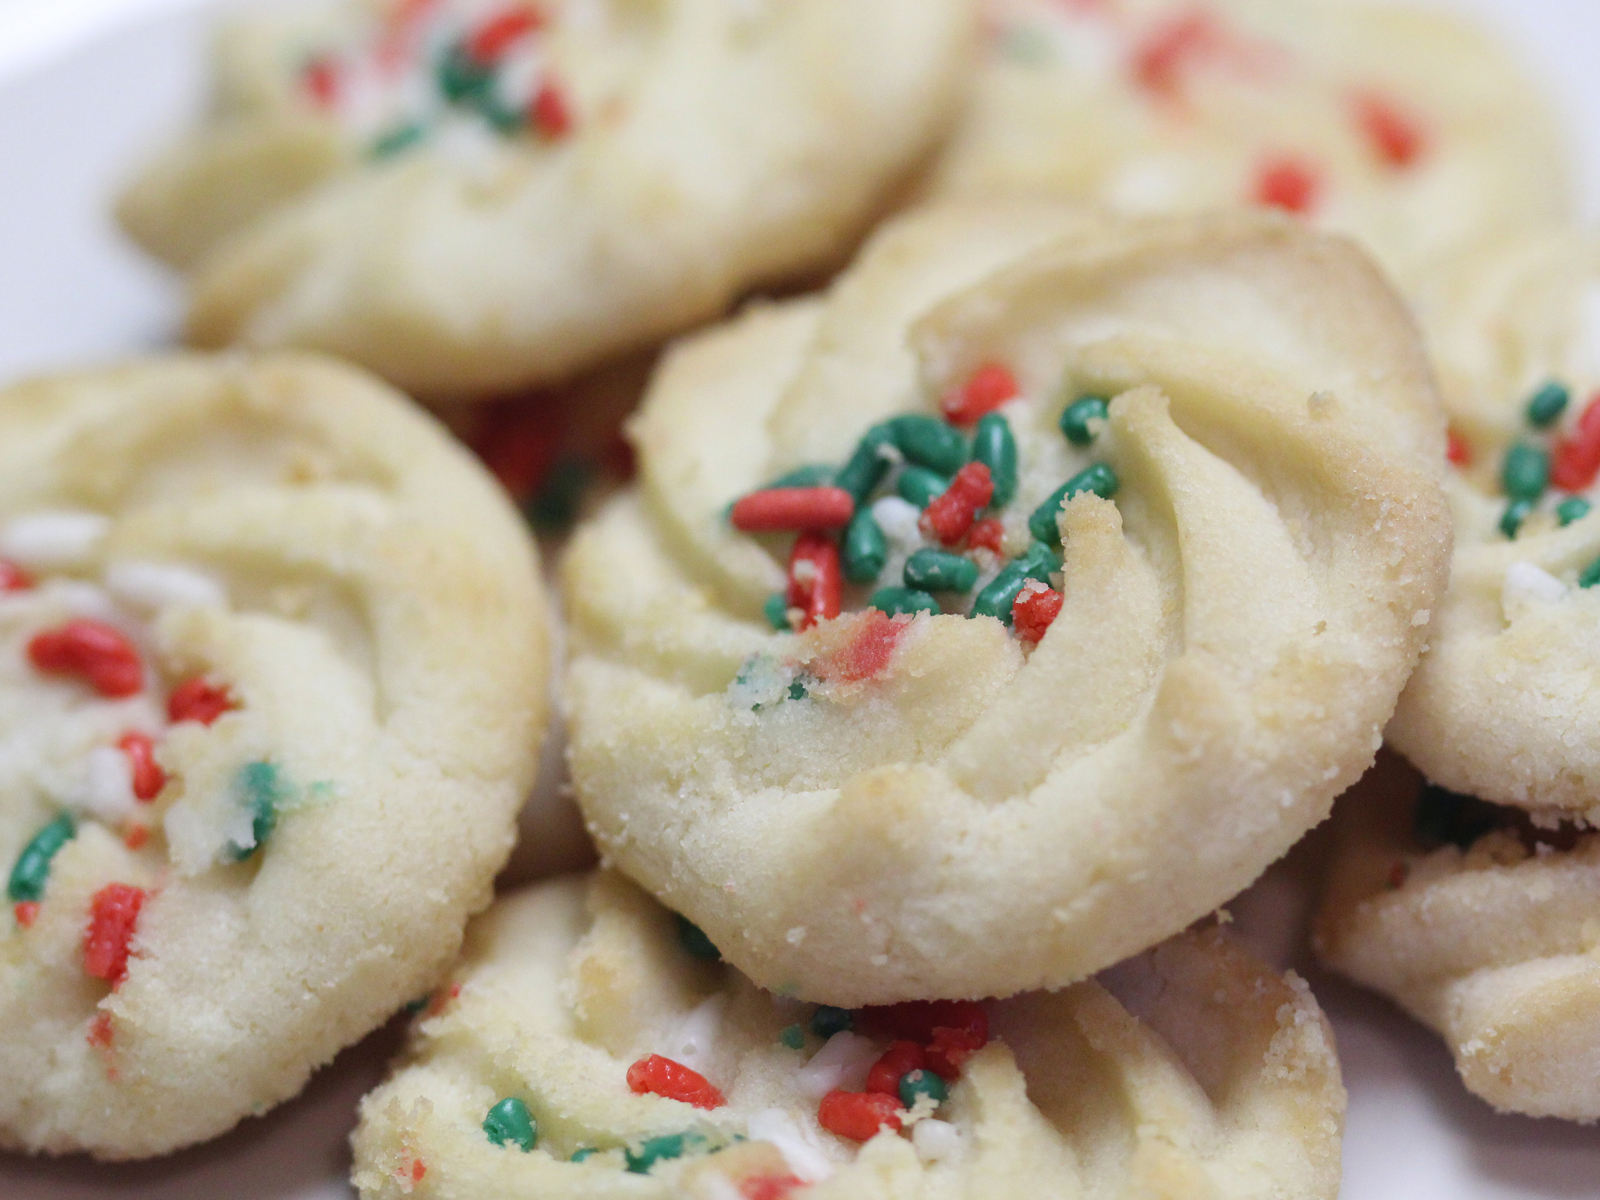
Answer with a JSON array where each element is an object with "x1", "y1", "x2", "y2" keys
[
  {"x1": 118, "y1": 0, "x2": 975, "y2": 398},
  {"x1": 1315, "y1": 754, "x2": 1600, "y2": 1120},
  {"x1": 0, "y1": 354, "x2": 548, "y2": 1158},
  {"x1": 352, "y1": 871, "x2": 1345, "y2": 1198},
  {"x1": 562, "y1": 201, "x2": 1450, "y2": 1004},
  {"x1": 929, "y1": 0, "x2": 1568, "y2": 290},
  {"x1": 1386, "y1": 230, "x2": 1600, "y2": 818}
]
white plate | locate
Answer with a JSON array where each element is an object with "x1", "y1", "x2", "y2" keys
[{"x1": 2, "y1": 2, "x2": 1600, "y2": 1196}]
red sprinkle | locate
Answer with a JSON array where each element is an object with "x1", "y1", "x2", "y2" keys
[
  {"x1": 14, "y1": 901, "x2": 39, "y2": 929},
  {"x1": 626, "y1": 1054, "x2": 726, "y2": 1109},
  {"x1": 1552, "y1": 394, "x2": 1600, "y2": 491},
  {"x1": 118, "y1": 733, "x2": 166, "y2": 802},
  {"x1": 532, "y1": 81, "x2": 573, "y2": 139},
  {"x1": 1446, "y1": 428, "x2": 1471, "y2": 467},
  {"x1": 28, "y1": 620, "x2": 144, "y2": 698},
  {"x1": 858, "y1": 1000, "x2": 990, "y2": 1050},
  {"x1": 865, "y1": 1040, "x2": 927, "y2": 1096},
  {"x1": 942, "y1": 363, "x2": 1019, "y2": 426},
  {"x1": 731, "y1": 487, "x2": 855, "y2": 533},
  {"x1": 1353, "y1": 92, "x2": 1426, "y2": 169},
  {"x1": 124, "y1": 826, "x2": 150, "y2": 851},
  {"x1": 83, "y1": 883, "x2": 147, "y2": 986},
  {"x1": 787, "y1": 533, "x2": 843, "y2": 631},
  {"x1": 966, "y1": 518, "x2": 1006, "y2": 556},
  {"x1": 817, "y1": 1090, "x2": 902, "y2": 1142},
  {"x1": 815, "y1": 610, "x2": 905, "y2": 684},
  {"x1": 302, "y1": 56, "x2": 341, "y2": 107},
  {"x1": 0, "y1": 560, "x2": 33, "y2": 591},
  {"x1": 87, "y1": 1012, "x2": 114, "y2": 1050},
  {"x1": 1254, "y1": 157, "x2": 1321, "y2": 215},
  {"x1": 920, "y1": 462, "x2": 995, "y2": 546},
  {"x1": 926, "y1": 1024, "x2": 987, "y2": 1081},
  {"x1": 468, "y1": 7, "x2": 543, "y2": 63},
  {"x1": 167, "y1": 678, "x2": 235, "y2": 726},
  {"x1": 1133, "y1": 9, "x2": 1219, "y2": 99},
  {"x1": 1013, "y1": 582, "x2": 1064, "y2": 646},
  {"x1": 741, "y1": 1176, "x2": 804, "y2": 1200}
]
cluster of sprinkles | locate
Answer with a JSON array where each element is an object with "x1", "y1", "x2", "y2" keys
[
  {"x1": 0, "y1": 533, "x2": 271, "y2": 1066},
  {"x1": 298, "y1": 1, "x2": 573, "y2": 159},
  {"x1": 994, "y1": 2, "x2": 1430, "y2": 220},
  {"x1": 1469, "y1": 383, "x2": 1600, "y2": 577},
  {"x1": 730, "y1": 363, "x2": 1124, "y2": 675}
]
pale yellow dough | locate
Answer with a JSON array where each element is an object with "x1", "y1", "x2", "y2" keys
[
  {"x1": 0, "y1": 354, "x2": 548, "y2": 1158},
  {"x1": 930, "y1": 0, "x2": 1569, "y2": 290},
  {"x1": 562, "y1": 202, "x2": 1451, "y2": 1004},
  {"x1": 1316, "y1": 756, "x2": 1600, "y2": 1121},
  {"x1": 1388, "y1": 230, "x2": 1600, "y2": 818},
  {"x1": 352, "y1": 871, "x2": 1345, "y2": 1199},
  {"x1": 118, "y1": 0, "x2": 976, "y2": 398}
]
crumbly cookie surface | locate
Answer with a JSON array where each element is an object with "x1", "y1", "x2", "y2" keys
[
  {"x1": 1387, "y1": 230, "x2": 1600, "y2": 818},
  {"x1": 1315, "y1": 755, "x2": 1600, "y2": 1120},
  {"x1": 352, "y1": 871, "x2": 1345, "y2": 1199},
  {"x1": 931, "y1": 0, "x2": 1568, "y2": 290},
  {"x1": 119, "y1": 0, "x2": 975, "y2": 398},
  {"x1": 562, "y1": 202, "x2": 1450, "y2": 1004},
  {"x1": 0, "y1": 354, "x2": 548, "y2": 1158}
]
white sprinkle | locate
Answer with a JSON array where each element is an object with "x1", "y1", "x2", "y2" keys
[
  {"x1": 871, "y1": 496, "x2": 922, "y2": 543},
  {"x1": 785, "y1": 926, "x2": 806, "y2": 945},
  {"x1": 796, "y1": 1032, "x2": 877, "y2": 1100},
  {"x1": 1502, "y1": 561, "x2": 1567, "y2": 617},
  {"x1": 0, "y1": 511, "x2": 110, "y2": 569},
  {"x1": 1411, "y1": 608, "x2": 1431, "y2": 627},
  {"x1": 746, "y1": 1109, "x2": 834, "y2": 1183},
  {"x1": 83, "y1": 745, "x2": 138, "y2": 822},
  {"x1": 663, "y1": 994, "x2": 725, "y2": 1075},
  {"x1": 912, "y1": 1118, "x2": 965, "y2": 1164},
  {"x1": 106, "y1": 561, "x2": 227, "y2": 612}
]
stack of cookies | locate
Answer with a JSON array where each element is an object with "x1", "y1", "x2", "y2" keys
[{"x1": 2, "y1": 0, "x2": 1596, "y2": 1194}]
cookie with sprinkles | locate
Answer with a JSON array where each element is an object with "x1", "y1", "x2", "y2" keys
[
  {"x1": 116, "y1": 0, "x2": 976, "y2": 399},
  {"x1": 1315, "y1": 754, "x2": 1600, "y2": 1120},
  {"x1": 929, "y1": 0, "x2": 1568, "y2": 291},
  {"x1": 0, "y1": 354, "x2": 548, "y2": 1158},
  {"x1": 351, "y1": 871, "x2": 1345, "y2": 1198},
  {"x1": 561, "y1": 201, "x2": 1450, "y2": 1004},
  {"x1": 1386, "y1": 229, "x2": 1600, "y2": 819}
]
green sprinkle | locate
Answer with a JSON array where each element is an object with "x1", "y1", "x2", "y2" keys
[
  {"x1": 764, "y1": 593, "x2": 791, "y2": 631},
  {"x1": 869, "y1": 587, "x2": 940, "y2": 616},
  {"x1": 571, "y1": 1147, "x2": 597, "y2": 1163},
  {"x1": 401, "y1": 995, "x2": 430, "y2": 1017},
  {"x1": 1581, "y1": 557, "x2": 1600, "y2": 589},
  {"x1": 483, "y1": 1097, "x2": 537, "y2": 1151},
  {"x1": 889, "y1": 415, "x2": 967, "y2": 476},
  {"x1": 675, "y1": 914, "x2": 720, "y2": 961},
  {"x1": 970, "y1": 413, "x2": 1018, "y2": 507},
  {"x1": 525, "y1": 457, "x2": 593, "y2": 529},
  {"x1": 763, "y1": 465, "x2": 836, "y2": 491},
  {"x1": 835, "y1": 425, "x2": 896, "y2": 506},
  {"x1": 897, "y1": 467, "x2": 950, "y2": 509},
  {"x1": 478, "y1": 92, "x2": 528, "y2": 135},
  {"x1": 1059, "y1": 395, "x2": 1110, "y2": 446},
  {"x1": 811, "y1": 1006, "x2": 854, "y2": 1038},
  {"x1": 787, "y1": 676, "x2": 810, "y2": 702},
  {"x1": 370, "y1": 122, "x2": 426, "y2": 159},
  {"x1": 7, "y1": 814, "x2": 75, "y2": 903},
  {"x1": 971, "y1": 543, "x2": 1058, "y2": 623},
  {"x1": 228, "y1": 761, "x2": 283, "y2": 862},
  {"x1": 626, "y1": 1132, "x2": 695, "y2": 1174},
  {"x1": 437, "y1": 42, "x2": 492, "y2": 103},
  {"x1": 1028, "y1": 463, "x2": 1120, "y2": 545},
  {"x1": 1526, "y1": 381, "x2": 1571, "y2": 428},
  {"x1": 1500, "y1": 498, "x2": 1535, "y2": 540},
  {"x1": 779, "y1": 1024, "x2": 806, "y2": 1050},
  {"x1": 904, "y1": 549, "x2": 979, "y2": 594},
  {"x1": 1558, "y1": 496, "x2": 1592, "y2": 526},
  {"x1": 843, "y1": 510, "x2": 889, "y2": 584},
  {"x1": 898, "y1": 1068, "x2": 948, "y2": 1110},
  {"x1": 1502, "y1": 442, "x2": 1550, "y2": 502}
]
